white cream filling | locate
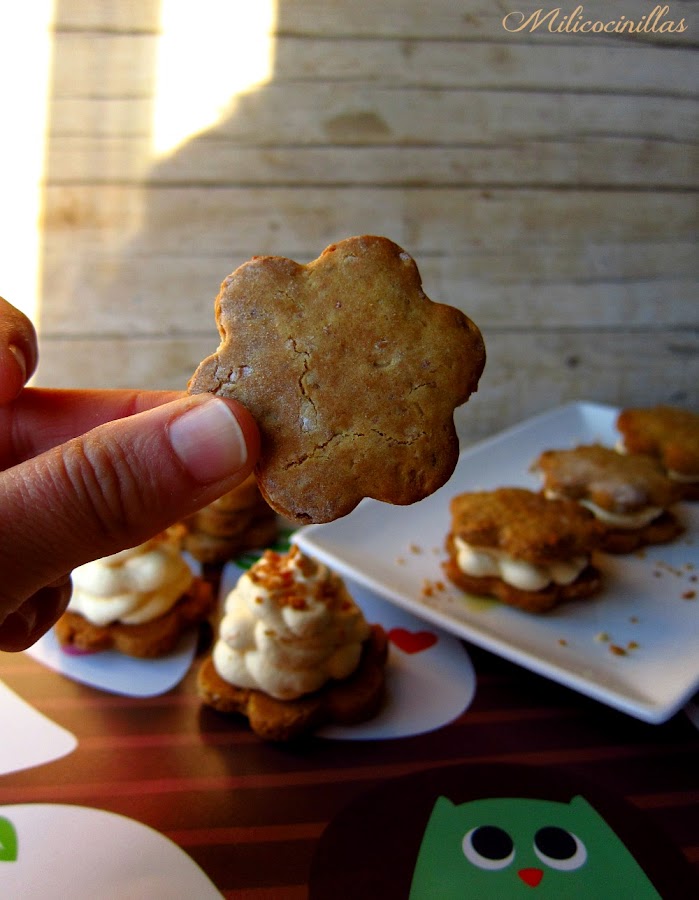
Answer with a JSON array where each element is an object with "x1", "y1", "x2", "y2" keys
[
  {"x1": 454, "y1": 537, "x2": 587, "y2": 592},
  {"x1": 578, "y1": 499, "x2": 663, "y2": 528},
  {"x1": 544, "y1": 490, "x2": 662, "y2": 530}
]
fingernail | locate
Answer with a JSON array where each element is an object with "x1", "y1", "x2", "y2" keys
[
  {"x1": 8, "y1": 344, "x2": 27, "y2": 383},
  {"x1": 168, "y1": 397, "x2": 248, "y2": 484}
]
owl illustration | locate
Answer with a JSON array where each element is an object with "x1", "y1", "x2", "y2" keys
[{"x1": 409, "y1": 795, "x2": 661, "y2": 898}]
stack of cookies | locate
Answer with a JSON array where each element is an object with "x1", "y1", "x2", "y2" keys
[
  {"x1": 182, "y1": 473, "x2": 279, "y2": 566},
  {"x1": 533, "y1": 443, "x2": 684, "y2": 554},
  {"x1": 617, "y1": 405, "x2": 699, "y2": 501},
  {"x1": 443, "y1": 487, "x2": 604, "y2": 613}
]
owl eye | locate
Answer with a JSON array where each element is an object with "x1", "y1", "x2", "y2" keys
[
  {"x1": 462, "y1": 825, "x2": 515, "y2": 870},
  {"x1": 533, "y1": 826, "x2": 587, "y2": 871}
]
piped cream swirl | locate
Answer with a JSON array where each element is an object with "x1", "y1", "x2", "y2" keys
[
  {"x1": 69, "y1": 528, "x2": 193, "y2": 626},
  {"x1": 212, "y1": 546, "x2": 370, "y2": 700}
]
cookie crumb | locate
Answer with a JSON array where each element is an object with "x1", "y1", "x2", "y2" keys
[
  {"x1": 409, "y1": 543, "x2": 422, "y2": 555},
  {"x1": 594, "y1": 632, "x2": 610, "y2": 643},
  {"x1": 627, "y1": 640, "x2": 639, "y2": 650},
  {"x1": 558, "y1": 638, "x2": 568, "y2": 646},
  {"x1": 629, "y1": 616, "x2": 639, "y2": 624},
  {"x1": 609, "y1": 644, "x2": 627, "y2": 656},
  {"x1": 682, "y1": 590, "x2": 696, "y2": 600}
]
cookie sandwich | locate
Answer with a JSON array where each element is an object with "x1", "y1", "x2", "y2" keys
[
  {"x1": 616, "y1": 405, "x2": 699, "y2": 502},
  {"x1": 533, "y1": 444, "x2": 683, "y2": 554},
  {"x1": 443, "y1": 487, "x2": 604, "y2": 613},
  {"x1": 189, "y1": 235, "x2": 485, "y2": 524},
  {"x1": 55, "y1": 526, "x2": 213, "y2": 657},
  {"x1": 182, "y1": 473, "x2": 279, "y2": 566},
  {"x1": 198, "y1": 546, "x2": 387, "y2": 740}
]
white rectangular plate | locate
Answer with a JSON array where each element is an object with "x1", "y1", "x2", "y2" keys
[{"x1": 295, "y1": 402, "x2": 699, "y2": 723}]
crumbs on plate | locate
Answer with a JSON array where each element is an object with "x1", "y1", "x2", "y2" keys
[
  {"x1": 592, "y1": 631, "x2": 640, "y2": 657},
  {"x1": 421, "y1": 579, "x2": 446, "y2": 599}
]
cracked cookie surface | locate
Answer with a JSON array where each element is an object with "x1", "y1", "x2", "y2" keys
[{"x1": 188, "y1": 235, "x2": 485, "y2": 523}]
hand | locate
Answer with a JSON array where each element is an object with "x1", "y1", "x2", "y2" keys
[{"x1": 0, "y1": 296, "x2": 260, "y2": 651}]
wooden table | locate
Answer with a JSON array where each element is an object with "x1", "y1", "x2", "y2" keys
[{"x1": 1, "y1": 634, "x2": 697, "y2": 898}]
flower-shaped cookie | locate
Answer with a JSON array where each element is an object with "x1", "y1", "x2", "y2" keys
[
  {"x1": 617, "y1": 405, "x2": 699, "y2": 501},
  {"x1": 189, "y1": 235, "x2": 485, "y2": 523}
]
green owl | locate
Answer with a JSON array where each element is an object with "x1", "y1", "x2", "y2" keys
[{"x1": 409, "y1": 795, "x2": 661, "y2": 899}]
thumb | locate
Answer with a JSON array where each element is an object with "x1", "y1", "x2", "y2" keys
[{"x1": 0, "y1": 394, "x2": 260, "y2": 614}]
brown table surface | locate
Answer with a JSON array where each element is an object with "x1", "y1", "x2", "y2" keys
[{"x1": 1, "y1": 632, "x2": 697, "y2": 898}]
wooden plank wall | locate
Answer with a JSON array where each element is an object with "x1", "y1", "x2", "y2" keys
[{"x1": 35, "y1": 0, "x2": 698, "y2": 443}]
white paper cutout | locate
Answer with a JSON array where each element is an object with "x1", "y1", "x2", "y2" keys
[
  {"x1": 0, "y1": 804, "x2": 222, "y2": 899},
  {"x1": 318, "y1": 582, "x2": 475, "y2": 739},
  {"x1": 0, "y1": 680, "x2": 76, "y2": 775},
  {"x1": 25, "y1": 628, "x2": 197, "y2": 698}
]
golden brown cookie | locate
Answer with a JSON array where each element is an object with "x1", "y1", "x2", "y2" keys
[
  {"x1": 443, "y1": 487, "x2": 604, "y2": 613},
  {"x1": 54, "y1": 578, "x2": 213, "y2": 658},
  {"x1": 188, "y1": 235, "x2": 485, "y2": 524},
  {"x1": 182, "y1": 474, "x2": 279, "y2": 564},
  {"x1": 617, "y1": 405, "x2": 699, "y2": 501},
  {"x1": 533, "y1": 444, "x2": 684, "y2": 553},
  {"x1": 183, "y1": 520, "x2": 280, "y2": 566},
  {"x1": 594, "y1": 512, "x2": 685, "y2": 554},
  {"x1": 197, "y1": 624, "x2": 388, "y2": 741}
]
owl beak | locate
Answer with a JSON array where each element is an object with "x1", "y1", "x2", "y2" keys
[{"x1": 518, "y1": 867, "x2": 544, "y2": 887}]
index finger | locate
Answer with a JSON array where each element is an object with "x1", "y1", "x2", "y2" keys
[
  {"x1": 0, "y1": 296, "x2": 39, "y2": 403},
  {"x1": 4, "y1": 387, "x2": 184, "y2": 464}
]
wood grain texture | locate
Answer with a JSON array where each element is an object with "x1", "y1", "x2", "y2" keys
[
  {"x1": 34, "y1": 330, "x2": 699, "y2": 445},
  {"x1": 32, "y1": 0, "x2": 698, "y2": 441}
]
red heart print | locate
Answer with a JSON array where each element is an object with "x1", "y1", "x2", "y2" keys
[{"x1": 388, "y1": 627, "x2": 438, "y2": 654}]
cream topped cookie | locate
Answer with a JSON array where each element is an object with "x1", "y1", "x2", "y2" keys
[
  {"x1": 197, "y1": 546, "x2": 388, "y2": 740},
  {"x1": 55, "y1": 527, "x2": 213, "y2": 657},
  {"x1": 212, "y1": 546, "x2": 370, "y2": 700},
  {"x1": 69, "y1": 528, "x2": 194, "y2": 627}
]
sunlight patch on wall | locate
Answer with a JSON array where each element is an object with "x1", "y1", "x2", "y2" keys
[
  {"x1": 0, "y1": 1, "x2": 54, "y2": 325},
  {"x1": 151, "y1": 0, "x2": 277, "y2": 158}
]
